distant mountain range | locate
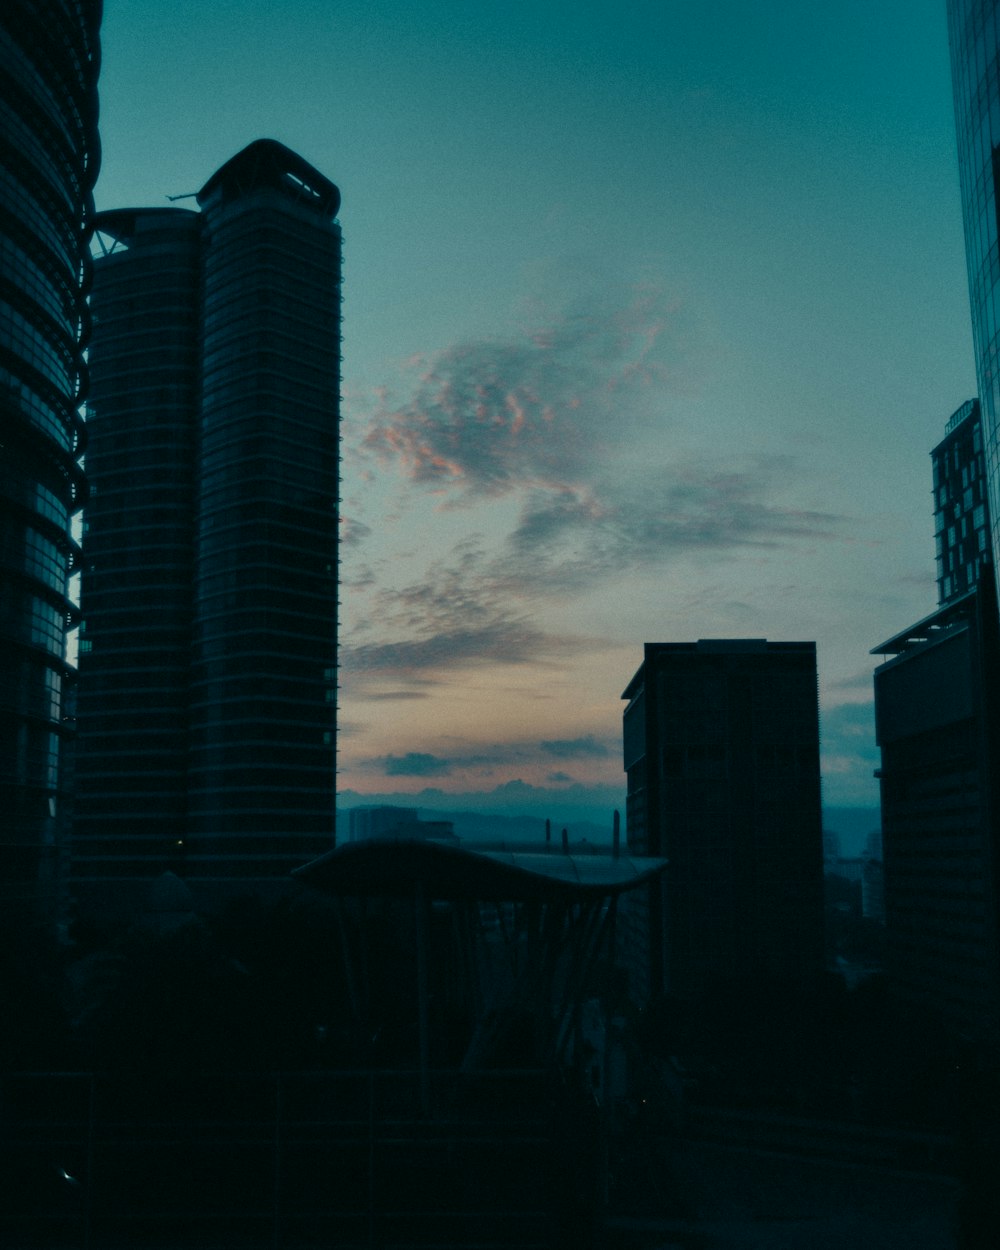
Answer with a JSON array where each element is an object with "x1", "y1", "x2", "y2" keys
[
  {"x1": 336, "y1": 802, "x2": 613, "y2": 849},
  {"x1": 336, "y1": 790, "x2": 880, "y2": 858}
]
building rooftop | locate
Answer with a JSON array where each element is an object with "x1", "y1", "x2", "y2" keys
[
  {"x1": 870, "y1": 588, "x2": 977, "y2": 658},
  {"x1": 197, "y1": 138, "x2": 340, "y2": 216},
  {"x1": 622, "y1": 639, "x2": 817, "y2": 700},
  {"x1": 293, "y1": 838, "x2": 666, "y2": 902}
]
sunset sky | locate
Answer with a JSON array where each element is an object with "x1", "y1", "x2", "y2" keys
[{"x1": 93, "y1": 0, "x2": 976, "y2": 826}]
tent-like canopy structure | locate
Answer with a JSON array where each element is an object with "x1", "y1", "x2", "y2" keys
[
  {"x1": 293, "y1": 837, "x2": 666, "y2": 901},
  {"x1": 293, "y1": 839, "x2": 667, "y2": 1094}
]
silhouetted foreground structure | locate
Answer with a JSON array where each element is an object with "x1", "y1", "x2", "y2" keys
[
  {"x1": 1, "y1": 1069, "x2": 583, "y2": 1250},
  {"x1": 3, "y1": 843, "x2": 665, "y2": 1249},
  {"x1": 0, "y1": 0, "x2": 101, "y2": 921},
  {"x1": 873, "y1": 402, "x2": 1000, "y2": 1043},
  {"x1": 294, "y1": 838, "x2": 667, "y2": 1079},
  {"x1": 73, "y1": 140, "x2": 341, "y2": 910},
  {"x1": 621, "y1": 640, "x2": 824, "y2": 1003},
  {"x1": 873, "y1": 581, "x2": 1000, "y2": 1043}
]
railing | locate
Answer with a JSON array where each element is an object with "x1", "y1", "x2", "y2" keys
[{"x1": 945, "y1": 398, "x2": 978, "y2": 435}]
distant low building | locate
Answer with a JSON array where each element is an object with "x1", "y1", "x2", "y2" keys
[
  {"x1": 348, "y1": 806, "x2": 457, "y2": 844},
  {"x1": 348, "y1": 806, "x2": 418, "y2": 841},
  {"x1": 829, "y1": 857, "x2": 864, "y2": 885}
]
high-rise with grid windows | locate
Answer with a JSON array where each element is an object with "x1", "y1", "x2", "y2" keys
[
  {"x1": 621, "y1": 639, "x2": 824, "y2": 1003},
  {"x1": 872, "y1": 400, "x2": 1000, "y2": 1043},
  {"x1": 73, "y1": 141, "x2": 341, "y2": 911}
]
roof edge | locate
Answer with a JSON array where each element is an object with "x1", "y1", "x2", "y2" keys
[{"x1": 197, "y1": 139, "x2": 340, "y2": 217}]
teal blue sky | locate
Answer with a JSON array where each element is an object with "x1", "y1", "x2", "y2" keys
[{"x1": 95, "y1": 0, "x2": 975, "y2": 818}]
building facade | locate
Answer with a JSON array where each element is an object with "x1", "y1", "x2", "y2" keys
[
  {"x1": 73, "y1": 141, "x2": 341, "y2": 909},
  {"x1": 347, "y1": 806, "x2": 458, "y2": 844},
  {"x1": 873, "y1": 401, "x2": 1000, "y2": 1042},
  {"x1": 348, "y1": 807, "x2": 419, "y2": 842},
  {"x1": 872, "y1": 572, "x2": 1000, "y2": 1042},
  {"x1": 0, "y1": 0, "x2": 101, "y2": 919},
  {"x1": 73, "y1": 208, "x2": 201, "y2": 881},
  {"x1": 933, "y1": 399, "x2": 989, "y2": 605},
  {"x1": 948, "y1": 1, "x2": 1000, "y2": 598},
  {"x1": 621, "y1": 640, "x2": 824, "y2": 1003}
]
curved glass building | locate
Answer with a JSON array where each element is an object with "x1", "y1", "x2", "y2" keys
[
  {"x1": 0, "y1": 1, "x2": 101, "y2": 917},
  {"x1": 74, "y1": 142, "x2": 341, "y2": 908},
  {"x1": 948, "y1": 0, "x2": 1000, "y2": 590}
]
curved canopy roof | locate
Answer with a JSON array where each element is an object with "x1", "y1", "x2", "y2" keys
[
  {"x1": 92, "y1": 206, "x2": 199, "y2": 250},
  {"x1": 293, "y1": 838, "x2": 667, "y2": 902}
]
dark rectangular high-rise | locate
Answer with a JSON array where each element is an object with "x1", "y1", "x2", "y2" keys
[
  {"x1": 622, "y1": 640, "x2": 824, "y2": 1003},
  {"x1": 872, "y1": 581, "x2": 1000, "y2": 1043},
  {"x1": 73, "y1": 141, "x2": 341, "y2": 910},
  {"x1": 872, "y1": 400, "x2": 1000, "y2": 1043}
]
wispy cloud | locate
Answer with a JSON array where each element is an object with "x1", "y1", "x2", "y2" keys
[
  {"x1": 360, "y1": 690, "x2": 431, "y2": 701},
  {"x1": 341, "y1": 538, "x2": 600, "y2": 686},
  {"x1": 361, "y1": 283, "x2": 686, "y2": 502},
  {"x1": 364, "y1": 735, "x2": 618, "y2": 779},
  {"x1": 492, "y1": 462, "x2": 840, "y2": 595},
  {"x1": 384, "y1": 752, "x2": 453, "y2": 777},
  {"x1": 826, "y1": 668, "x2": 877, "y2": 699},
  {"x1": 539, "y1": 735, "x2": 611, "y2": 759},
  {"x1": 343, "y1": 283, "x2": 844, "y2": 700},
  {"x1": 340, "y1": 516, "x2": 372, "y2": 548},
  {"x1": 353, "y1": 282, "x2": 841, "y2": 589}
]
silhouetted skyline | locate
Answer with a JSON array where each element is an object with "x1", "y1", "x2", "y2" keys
[{"x1": 93, "y1": 1, "x2": 976, "y2": 815}]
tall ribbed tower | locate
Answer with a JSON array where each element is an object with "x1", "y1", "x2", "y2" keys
[
  {"x1": 0, "y1": 0, "x2": 101, "y2": 920},
  {"x1": 947, "y1": 1, "x2": 1000, "y2": 596},
  {"x1": 74, "y1": 141, "x2": 341, "y2": 911},
  {"x1": 74, "y1": 209, "x2": 201, "y2": 877}
]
